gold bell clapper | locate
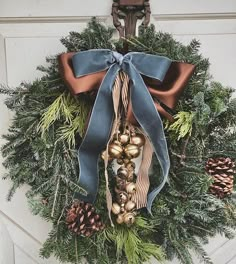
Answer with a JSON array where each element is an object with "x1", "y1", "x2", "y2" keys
[{"x1": 104, "y1": 126, "x2": 146, "y2": 226}]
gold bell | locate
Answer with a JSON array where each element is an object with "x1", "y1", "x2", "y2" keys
[
  {"x1": 123, "y1": 158, "x2": 130, "y2": 164},
  {"x1": 130, "y1": 134, "x2": 145, "y2": 147},
  {"x1": 111, "y1": 203, "x2": 121, "y2": 215},
  {"x1": 126, "y1": 161, "x2": 136, "y2": 171},
  {"x1": 125, "y1": 200, "x2": 136, "y2": 211},
  {"x1": 120, "y1": 207, "x2": 126, "y2": 213},
  {"x1": 124, "y1": 144, "x2": 140, "y2": 159},
  {"x1": 116, "y1": 214, "x2": 124, "y2": 224},
  {"x1": 117, "y1": 167, "x2": 129, "y2": 178},
  {"x1": 127, "y1": 172, "x2": 135, "y2": 182},
  {"x1": 126, "y1": 182, "x2": 136, "y2": 194},
  {"x1": 123, "y1": 212, "x2": 135, "y2": 225},
  {"x1": 116, "y1": 177, "x2": 126, "y2": 190},
  {"x1": 118, "y1": 133, "x2": 130, "y2": 145},
  {"x1": 120, "y1": 203, "x2": 126, "y2": 213},
  {"x1": 117, "y1": 159, "x2": 124, "y2": 165},
  {"x1": 108, "y1": 141, "x2": 123, "y2": 159},
  {"x1": 117, "y1": 191, "x2": 129, "y2": 203}
]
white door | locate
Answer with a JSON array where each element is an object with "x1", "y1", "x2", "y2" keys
[{"x1": 0, "y1": 1, "x2": 236, "y2": 263}]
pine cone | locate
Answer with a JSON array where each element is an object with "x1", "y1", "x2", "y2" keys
[
  {"x1": 66, "y1": 201, "x2": 105, "y2": 237},
  {"x1": 206, "y1": 157, "x2": 235, "y2": 198}
]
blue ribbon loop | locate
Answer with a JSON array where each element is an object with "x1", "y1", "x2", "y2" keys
[{"x1": 72, "y1": 49, "x2": 171, "y2": 213}]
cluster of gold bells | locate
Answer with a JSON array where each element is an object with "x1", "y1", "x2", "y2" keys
[{"x1": 102, "y1": 127, "x2": 145, "y2": 226}]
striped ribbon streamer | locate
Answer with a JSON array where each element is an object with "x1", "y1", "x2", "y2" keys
[
  {"x1": 104, "y1": 72, "x2": 122, "y2": 226},
  {"x1": 119, "y1": 72, "x2": 153, "y2": 209},
  {"x1": 132, "y1": 136, "x2": 153, "y2": 209}
]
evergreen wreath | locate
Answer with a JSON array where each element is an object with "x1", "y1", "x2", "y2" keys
[{"x1": 1, "y1": 18, "x2": 236, "y2": 264}]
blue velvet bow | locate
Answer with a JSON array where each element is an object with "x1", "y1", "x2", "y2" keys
[{"x1": 72, "y1": 49, "x2": 171, "y2": 213}]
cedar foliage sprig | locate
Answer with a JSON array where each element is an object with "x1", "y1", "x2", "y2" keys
[{"x1": 0, "y1": 18, "x2": 236, "y2": 264}]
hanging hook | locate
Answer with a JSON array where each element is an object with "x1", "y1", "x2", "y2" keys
[{"x1": 111, "y1": 0, "x2": 151, "y2": 39}]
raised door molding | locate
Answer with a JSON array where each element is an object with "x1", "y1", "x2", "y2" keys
[{"x1": 0, "y1": 219, "x2": 14, "y2": 264}]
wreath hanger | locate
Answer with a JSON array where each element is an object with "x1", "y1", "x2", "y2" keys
[{"x1": 112, "y1": 0, "x2": 151, "y2": 38}]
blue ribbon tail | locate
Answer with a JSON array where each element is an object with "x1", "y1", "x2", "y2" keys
[
  {"x1": 74, "y1": 64, "x2": 120, "y2": 203},
  {"x1": 123, "y1": 57, "x2": 171, "y2": 214}
]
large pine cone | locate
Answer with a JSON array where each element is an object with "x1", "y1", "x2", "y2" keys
[
  {"x1": 66, "y1": 201, "x2": 105, "y2": 237},
  {"x1": 206, "y1": 157, "x2": 235, "y2": 198}
]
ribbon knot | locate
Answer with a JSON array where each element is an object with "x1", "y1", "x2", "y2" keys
[
  {"x1": 112, "y1": 51, "x2": 124, "y2": 66},
  {"x1": 71, "y1": 49, "x2": 172, "y2": 213}
]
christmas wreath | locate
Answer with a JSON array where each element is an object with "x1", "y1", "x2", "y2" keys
[{"x1": 1, "y1": 18, "x2": 236, "y2": 264}]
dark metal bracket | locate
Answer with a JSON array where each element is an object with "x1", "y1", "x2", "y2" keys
[{"x1": 112, "y1": 0, "x2": 151, "y2": 38}]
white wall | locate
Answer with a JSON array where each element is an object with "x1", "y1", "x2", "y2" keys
[{"x1": 0, "y1": 1, "x2": 236, "y2": 263}]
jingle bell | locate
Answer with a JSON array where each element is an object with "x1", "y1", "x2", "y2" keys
[
  {"x1": 117, "y1": 191, "x2": 129, "y2": 204},
  {"x1": 120, "y1": 206, "x2": 126, "y2": 213},
  {"x1": 120, "y1": 203, "x2": 126, "y2": 213},
  {"x1": 108, "y1": 141, "x2": 123, "y2": 159},
  {"x1": 118, "y1": 133, "x2": 130, "y2": 145},
  {"x1": 116, "y1": 214, "x2": 124, "y2": 224},
  {"x1": 116, "y1": 177, "x2": 126, "y2": 190},
  {"x1": 125, "y1": 200, "x2": 136, "y2": 211},
  {"x1": 126, "y1": 182, "x2": 136, "y2": 194},
  {"x1": 117, "y1": 159, "x2": 124, "y2": 165},
  {"x1": 123, "y1": 158, "x2": 130, "y2": 164},
  {"x1": 126, "y1": 161, "x2": 136, "y2": 171},
  {"x1": 130, "y1": 133, "x2": 145, "y2": 147},
  {"x1": 124, "y1": 144, "x2": 140, "y2": 159},
  {"x1": 117, "y1": 167, "x2": 129, "y2": 179},
  {"x1": 111, "y1": 203, "x2": 121, "y2": 215},
  {"x1": 127, "y1": 172, "x2": 135, "y2": 182},
  {"x1": 123, "y1": 212, "x2": 135, "y2": 225}
]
